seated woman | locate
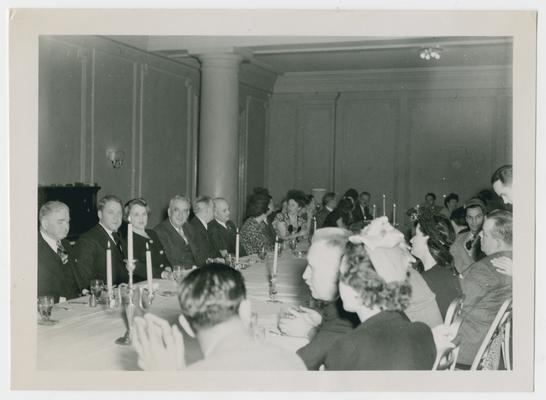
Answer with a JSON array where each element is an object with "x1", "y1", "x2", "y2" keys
[
  {"x1": 410, "y1": 209, "x2": 462, "y2": 320},
  {"x1": 324, "y1": 232, "x2": 436, "y2": 370},
  {"x1": 240, "y1": 193, "x2": 275, "y2": 255},
  {"x1": 272, "y1": 189, "x2": 308, "y2": 242},
  {"x1": 322, "y1": 197, "x2": 354, "y2": 229},
  {"x1": 122, "y1": 198, "x2": 171, "y2": 282}
]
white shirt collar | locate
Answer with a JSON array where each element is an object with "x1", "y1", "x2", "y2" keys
[
  {"x1": 40, "y1": 230, "x2": 59, "y2": 252},
  {"x1": 196, "y1": 216, "x2": 208, "y2": 230},
  {"x1": 99, "y1": 222, "x2": 116, "y2": 241},
  {"x1": 326, "y1": 206, "x2": 333, "y2": 212},
  {"x1": 215, "y1": 219, "x2": 228, "y2": 229}
]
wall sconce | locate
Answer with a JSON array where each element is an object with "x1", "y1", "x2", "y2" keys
[{"x1": 106, "y1": 149, "x2": 125, "y2": 169}]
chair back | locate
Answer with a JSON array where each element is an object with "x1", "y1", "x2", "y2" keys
[
  {"x1": 470, "y1": 298, "x2": 512, "y2": 370},
  {"x1": 432, "y1": 297, "x2": 463, "y2": 370}
]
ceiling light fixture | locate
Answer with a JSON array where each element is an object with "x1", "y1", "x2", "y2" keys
[{"x1": 419, "y1": 47, "x2": 442, "y2": 61}]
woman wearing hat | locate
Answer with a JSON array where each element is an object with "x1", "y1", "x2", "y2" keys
[{"x1": 324, "y1": 218, "x2": 437, "y2": 370}]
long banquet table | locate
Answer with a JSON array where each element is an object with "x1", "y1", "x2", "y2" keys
[{"x1": 37, "y1": 251, "x2": 311, "y2": 370}]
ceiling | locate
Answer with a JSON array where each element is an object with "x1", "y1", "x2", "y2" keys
[{"x1": 104, "y1": 36, "x2": 512, "y2": 75}]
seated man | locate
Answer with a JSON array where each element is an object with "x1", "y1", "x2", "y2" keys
[
  {"x1": 133, "y1": 263, "x2": 306, "y2": 370},
  {"x1": 455, "y1": 210, "x2": 513, "y2": 367},
  {"x1": 278, "y1": 228, "x2": 360, "y2": 370},
  {"x1": 186, "y1": 196, "x2": 221, "y2": 266},
  {"x1": 357, "y1": 191, "x2": 374, "y2": 221},
  {"x1": 208, "y1": 197, "x2": 246, "y2": 258},
  {"x1": 38, "y1": 201, "x2": 80, "y2": 302},
  {"x1": 315, "y1": 192, "x2": 337, "y2": 229},
  {"x1": 74, "y1": 195, "x2": 128, "y2": 287},
  {"x1": 153, "y1": 195, "x2": 196, "y2": 268},
  {"x1": 450, "y1": 198, "x2": 487, "y2": 275}
]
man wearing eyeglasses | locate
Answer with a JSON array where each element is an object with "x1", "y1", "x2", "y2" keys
[{"x1": 450, "y1": 198, "x2": 487, "y2": 275}]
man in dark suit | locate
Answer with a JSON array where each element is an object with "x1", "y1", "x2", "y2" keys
[
  {"x1": 74, "y1": 195, "x2": 128, "y2": 288},
  {"x1": 455, "y1": 210, "x2": 513, "y2": 367},
  {"x1": 358, "y1": 191, "x2": 374, "y2": 221},
  {"x1": 315, "y1": 192, "x2": 337, "y2": 229},
  {"x1": 153, "y1": 195, "x2": 196, "y2": 268},
  {"x1": 208, "y1": 197, "x2": 246, "y2": 258},
  {"x1": 38, "y1": 201, "x2": 80, "y2": 302},
  {"x1": 186, "y1": 196, "x2": 221, "y2": 266}
]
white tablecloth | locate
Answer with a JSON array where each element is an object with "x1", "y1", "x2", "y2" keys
[{"x1": 37, "y1": 252, "x2": 310, "y2": 370}]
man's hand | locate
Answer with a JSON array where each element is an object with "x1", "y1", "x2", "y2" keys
[
  {"x1": 133, "y1": 313, "x2": 186, "y2": 370},
  {"x1": 431, "y1": 323, "x2": 457, "y2": 355},
  {"x1": 491, "y1": 256, "x2": 513, "y2": 277},
  {"x1": 278, "y1": 306, "x2": 322, "y2": 338}
]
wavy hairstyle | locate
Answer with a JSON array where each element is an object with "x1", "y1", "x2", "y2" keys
[
  {"x1": 414, "y1": 208, "x2": 456, "y2": 271},
  {"x1": 340, "y1": 242, "x2": 412, "y2": 312}
]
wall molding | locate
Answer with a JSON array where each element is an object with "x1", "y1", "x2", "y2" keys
[
  {"x1": 274, "y1": 65, "x2": 512, "y2": 93},
  {"x1": 240, "y1": 62, "x2": 277, "y2": 93}
]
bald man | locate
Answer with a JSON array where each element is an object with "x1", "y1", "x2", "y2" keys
[{"x1": 208, "y1": 198, "x2": 246, "y2": 258}]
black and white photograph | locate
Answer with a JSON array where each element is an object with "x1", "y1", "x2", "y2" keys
[{"x1": 7, "y1": 6, "x2": 540, "y2": 395}]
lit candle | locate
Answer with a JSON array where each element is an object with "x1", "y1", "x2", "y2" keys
[
  {"x1": 393, "y1": 203, "x2": 397, "y2": 226},
  {"x1": 382, "y1": 194, "x2": 386, "y2": 216},
  {"x1": 106, "y1": 241, "x2": 112, "y2": 298},
  {"x1": 235, "y1": 227, "x2": 240, "y2": 263},
  {"x1": 146, "y1": 242, "x2": 153, "y2": 293},
  {"x1": 127, "y1": 223, "x2": 133, "y2": 287},
  {"x1": 273, "y1": 235, "x2": 279, "y2": 276},
  {"x1": 372, "y1": 204, "x2": 376, "y2": 218}
]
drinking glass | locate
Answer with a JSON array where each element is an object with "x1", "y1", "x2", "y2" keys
[
  {"x1": 90, "y1": 279, "x2": 104, "y2": 304},
  {"x1": 37, "y1": 295, "x2": 57, "y2": 325},
  {"x1": 115, "y1": 284, "x2": 138, "y2": 345},
  {"x1": 288, "y1": 239, "x2": 297, "y2": 252},
  {"x1": 172, "y1": 265, "x2": 186, "y2": 286},
  {"x1": 258, "y1": 246, "x2": 267, "y2": 261}
]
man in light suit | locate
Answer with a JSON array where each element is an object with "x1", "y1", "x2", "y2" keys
[
  {"x1": 153, "y1": 195, "x2": 196, "y2": 268},
  {"x1": 455, "y1": 210, "x2": 513, "y2": 367},
  {"x1": 38, "y1": 201, "x2": 80, "y2": 302},
  {"x1": 187, "y1": 196, "x2": 221, "y2": 266},
  {"x1": 74, "y1": 195, "x2": 128, "y2": 288}
]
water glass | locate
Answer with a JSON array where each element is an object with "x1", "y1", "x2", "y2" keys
[{"x1": 37, "y1": 295, "x2": 57, "y2": 325}]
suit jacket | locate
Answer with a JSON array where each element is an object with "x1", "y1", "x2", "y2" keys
[
  {"x1": 208, "y1": 219, "x2": 247, "y2": 257},
  {"x1": 352, "y1": 203, "x2": 365, "y2": 222},
  {"x1": 153, "y1": 219, "x2": 196, "y2": 268},
  {"x1": 121, "y1": 229, "x2": 171, "y2": 282},
  {"x1": 324, "y1": 311, "x2": 436, "y2": 370},
  {"x1": 455, "y1": 251, "x2": 512, "y2": 365},
  {"x1": 315, "y1": 207, "x2": 332, "y2": 229},
  {"x1": 296, "y1": 298, "x2": 360, "y2": 370},
  {"x1": 450, "y1": 229, "x2": 486, "y2": 275},
  {"x1": 74, "y1": 224, "x2": 128, "y2": 288},
  {"x1": 186, "y1": 216, "x2": 221, "y2": 267},
  {"x1": 38, "y1": 233, "x2": 80, "y2": 302}
]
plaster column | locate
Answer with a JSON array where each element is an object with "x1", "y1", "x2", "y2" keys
[{"x1": 197, "y1": 53, "x2": 242, "y2": 219}]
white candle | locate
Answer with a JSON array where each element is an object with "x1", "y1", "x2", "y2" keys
[
  {"x1": 106, "y1": 241, "x2": 112, "y2": 298},
  {"x1": 393, "y1": 203, "x2": 397, "y2": 226},
  {"x1": 273, "y1": 236, "x2": 279, "y2": 276},
  {"x1": 372, "y1": 204, "x2": 376, "y2": 218},
  {"x1": 127, "y1": 223, "x2": 133, "y2": 286},
  {"x1": 235, "y1": 227, "x2": 240, "y2": 263},
  {"x1": 145, "y1": 242, "x2": 153, "y2": 293},
  {"x1": 382, "y1": 194, "x2": 386, "y2": 216},
  {"x1": 313, "y1": 216, "x2": 317, "y2": 233}
]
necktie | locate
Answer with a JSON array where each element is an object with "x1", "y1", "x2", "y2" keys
[
  {"x1": 177, "y1": 227, "x2": 188, "y2": 244},
  {"x1": 56, "y1": 241, "x2": 68, "y2": 264},
  {"x1": 112, "y1": 231, "x2": 124, "y2": 254}
]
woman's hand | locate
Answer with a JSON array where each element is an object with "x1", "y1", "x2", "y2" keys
[
  {"x1": 133, "y1": 313, "x2": 186, "y2": 370},
  {"x1": 491, "y1": 256, "x2": 513, "y2": 277}
]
